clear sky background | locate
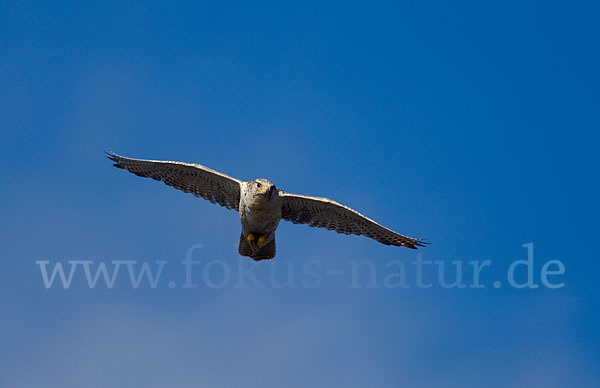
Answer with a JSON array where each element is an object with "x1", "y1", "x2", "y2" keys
[{"x1": 1, "y1": 1, "x2": 599, "y2": 387}]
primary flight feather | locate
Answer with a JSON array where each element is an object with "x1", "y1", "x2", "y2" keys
[{"x1": 107, "y1": 152, "x2": 428, "y2": 260}]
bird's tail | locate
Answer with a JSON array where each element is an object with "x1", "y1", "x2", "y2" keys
[{"x1": 238, "y1": 233, "x2": 276, "y2": 261}]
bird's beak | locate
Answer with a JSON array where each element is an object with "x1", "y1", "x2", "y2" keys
[{"x1": 257, "y1": 185, "x2": 275, "y2": 198}]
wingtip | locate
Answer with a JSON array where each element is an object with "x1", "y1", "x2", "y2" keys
[
  {"x1": 405, "y1": 238, "x2": 430, "y2": 249},
  {"x1": 105, "y1": 151, "x2": 126, "y2": 169},
  {"x1": 416, "y1": 239, "x2": 430, "y2": 247},
  {"x1": 105, "y1": 150, "x2": 119, "y2": 162}
]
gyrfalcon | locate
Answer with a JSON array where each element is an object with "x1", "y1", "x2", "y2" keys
[{"x1": 107, "y1": 152, "x2": 428, "y2": 260}]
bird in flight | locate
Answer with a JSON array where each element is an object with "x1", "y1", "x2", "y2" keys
[{"x1": 107, "y1": 152, "x2": 428, "y2": 260}]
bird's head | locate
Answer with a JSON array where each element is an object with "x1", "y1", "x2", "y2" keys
[{"x1": 251, "y1": 178, "x2": 277, "y2": 199}]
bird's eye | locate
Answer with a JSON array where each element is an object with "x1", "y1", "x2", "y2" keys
[{"x1": 256, "y1": 182, "x2": 262, "y2": 188}]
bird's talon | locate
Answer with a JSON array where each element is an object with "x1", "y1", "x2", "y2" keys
[
  {"x1": 247, "y1": 233, "x2": 255, "y2": 243},
  {"x1": 257, "y1": 235, "x2": 266, "y2": 247}
]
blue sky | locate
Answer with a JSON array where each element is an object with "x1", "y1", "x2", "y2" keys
[{"x1": 1, "y1": 1, "x2": 599, "y2": 387}]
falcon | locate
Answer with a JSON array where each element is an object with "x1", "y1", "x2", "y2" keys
[{"x1": 107, "y1": 152, "x2": 428, "y2": 260}]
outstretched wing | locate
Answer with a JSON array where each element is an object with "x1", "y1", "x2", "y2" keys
[
  {"x1": 107, "y1": 152, "x2": 242, "y2": 211},
  {"x1": 280, "y1": 191, "x2": 428, "y2": 249}
]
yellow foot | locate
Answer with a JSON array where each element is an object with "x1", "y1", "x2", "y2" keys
[
  {"x1": 257, "y1": 235, "x2": 266, "y2": 248},
  {"x1": 247, "y1": 233, "x2": 255, "y2": 243}
]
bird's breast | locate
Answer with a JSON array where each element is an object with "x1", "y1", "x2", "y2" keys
[{"x1": 240, "y1": 197, "x2": 282, "y2": 233}]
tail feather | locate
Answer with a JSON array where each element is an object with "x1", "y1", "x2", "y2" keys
[{"x1": 238, "y1": 233, "x2": 276, "y2": 261}]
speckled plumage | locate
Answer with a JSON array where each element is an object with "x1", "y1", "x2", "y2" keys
[{"x1": 107, "y1": 152, "x2": 428, "y2": 260}]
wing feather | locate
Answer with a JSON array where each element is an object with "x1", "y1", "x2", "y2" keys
[
  {"x1": 280, "y1": 191, "x2": 427, "y2": 249},
  {"x1": 106, "y1": 152, "x2": 241, "y2": 211}
]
